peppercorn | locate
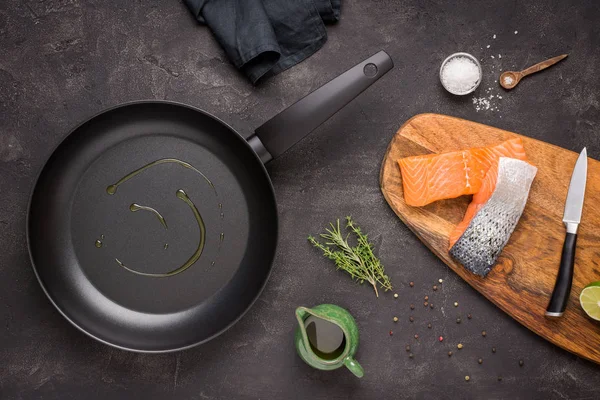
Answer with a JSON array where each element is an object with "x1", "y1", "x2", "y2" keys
[
  {"x1": 430, "y1": 303, "x2": 434, "y2": 309},
  {"x1": 405, "y1": 345, "x2": 411, "y2": 352},
  {"x1": 409, "y1": 316, "x2": 414, "y2": 322},
  {"x1": 519, "y1": 360, "x2": 524, "y2": 367},
  {"x1": 482, "y1": 331, "x2": 487, "y2": 337},
  {"x1": 433, "y1": 285, "x2": 438, "y2": 291},
  {"x1": 427, "y1": 323, "x2": 432, "y2": 329},
  {"x1": 424, "y1": 301, "x2": 428, "y2": 307},
  {"x1": 467, "y1": 313, "x2": 472, "y2": 319},
  {"x1": 409, "y1": 282, "x2": 414, "y2": 287},
  {"x1": 456, "y1": 317, "x2": 461, "y2": 324},
  {"x1": 414, "y1": 334, "x2": 419, "y2": 339},
  {"x1": 409, "y1": 353, "x2": 414, "y2": 359},
  {"x1": 498, "y1": 376, "x2": 503, "y2": 381},
  {"x1": 492, "y1": 347, "x2": 496, "y2": 353},
  {"x1": 478, "y1": 358, "x2": 483, "y2": 364},
  {"x1": 410, "y1": 304, "x2": 415, "y2": 310},
  {"x1": 448, "y1": 351, "x2": 453, "y2": 357},
  {"x1": 424, "y1": 295, "x2": 429, "y2": 301}
]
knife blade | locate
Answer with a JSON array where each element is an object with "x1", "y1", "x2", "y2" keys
[
  {"x1": 546, "y1": 147, "x2": 588, "y2": 317},
  {"x1": 563, "y1": 148, "x2": 588, "y2": 230}
]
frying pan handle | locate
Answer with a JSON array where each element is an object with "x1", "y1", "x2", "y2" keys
[{"x1": 248, "y1": 51, "x2": 394, "y2": 163}]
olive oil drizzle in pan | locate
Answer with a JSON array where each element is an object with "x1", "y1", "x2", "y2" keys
[{"x1": 105, "y1": 159, "x2": 223, "y2": 277}]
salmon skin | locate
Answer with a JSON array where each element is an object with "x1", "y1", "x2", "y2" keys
[
  {"x1": 397, "y1": 138, "x2": 527, "y2": 207},
  {"x1": 449, "y1": 158, "x2": 537, "y2": 276}
]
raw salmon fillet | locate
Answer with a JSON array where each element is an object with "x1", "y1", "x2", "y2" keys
[
  {"x1": 449, "y1": 158, "x2": 537, "y2": 276},
  {"x1": 397, "y1": 138, "x2": 527, "y2": 207}
]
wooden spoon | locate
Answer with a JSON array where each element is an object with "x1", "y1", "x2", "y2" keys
[{"x1": 499, "y1": 54, "x2": 568, "y2": 90}]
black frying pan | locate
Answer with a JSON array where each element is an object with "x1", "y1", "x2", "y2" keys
[{"x1": 27, "y1": 51, "x2": 393, "y2": 352}]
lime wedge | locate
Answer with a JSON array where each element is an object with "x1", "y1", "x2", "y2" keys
[{"x1": 579, "y1": 282, "x2": 600, "y2": 321}]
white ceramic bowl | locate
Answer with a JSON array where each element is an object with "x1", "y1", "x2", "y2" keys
[{"x1": 440, "y1": 52, "x2": 482, "y2": 95}]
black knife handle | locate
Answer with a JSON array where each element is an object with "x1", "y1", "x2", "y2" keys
[{"x1": 545, "y1": 232, "x2": 577, "y2": 317}]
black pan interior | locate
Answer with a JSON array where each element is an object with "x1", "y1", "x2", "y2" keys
[{"x1": 28, "y1": 102, "x2": 278, "y2": 352}]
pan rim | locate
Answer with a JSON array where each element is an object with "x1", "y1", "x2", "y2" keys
[{"x1": 26, "y1": 99, "x2": 279, "y2": 353}]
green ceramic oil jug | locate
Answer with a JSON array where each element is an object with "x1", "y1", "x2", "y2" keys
[{"x1": 294, "y1": 304, "x2": 363, "y2": 378}]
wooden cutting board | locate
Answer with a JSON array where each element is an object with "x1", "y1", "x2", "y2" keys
[{"x1": 380, "y1": 113, "x2": 600, "y2": 364}]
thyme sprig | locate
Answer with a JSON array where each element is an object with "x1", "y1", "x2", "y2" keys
[{"x1": 308, "y1": 216, "x2": 392, "y2": 297}]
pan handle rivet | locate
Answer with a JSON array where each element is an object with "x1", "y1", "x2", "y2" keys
[{"x1": 363, "y1": 63, "x2": 378, "y2": 77}]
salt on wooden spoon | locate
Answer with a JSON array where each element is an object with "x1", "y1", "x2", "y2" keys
[{"x1": 500, "y1": 54, "x2": 568, "y2": 90}]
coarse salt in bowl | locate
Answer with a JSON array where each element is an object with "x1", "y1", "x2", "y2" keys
[{"x1": 440, "y1": 52, "x2": 482, "y2": 95}]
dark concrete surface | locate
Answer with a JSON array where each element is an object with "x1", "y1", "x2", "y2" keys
[{"x1": 1, "y1": 1, "x2": 600, "y2": 399}]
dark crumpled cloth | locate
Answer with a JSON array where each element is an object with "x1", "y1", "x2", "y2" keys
[{"x1": 183, "y1": 0, "x2": 341, "y2": 84}]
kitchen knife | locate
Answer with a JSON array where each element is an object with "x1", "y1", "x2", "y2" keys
[{"x1": 546, "y1": 147, "x2": 588, "y2": 317}]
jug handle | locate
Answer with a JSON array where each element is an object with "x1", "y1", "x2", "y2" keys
[{"x1": 344, "y1": 357, "x2": 364, "y2": 378}]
